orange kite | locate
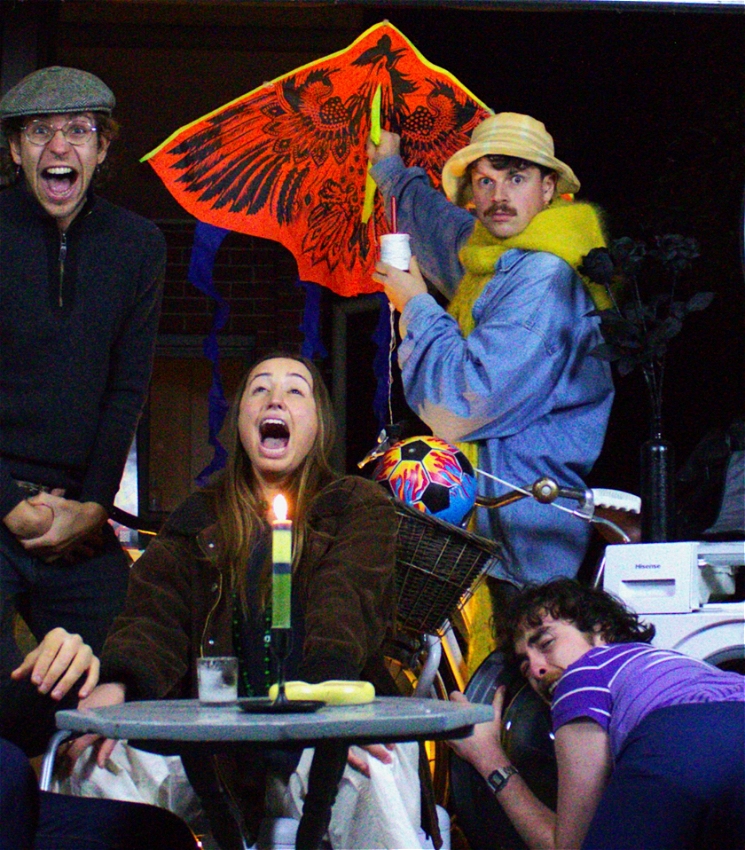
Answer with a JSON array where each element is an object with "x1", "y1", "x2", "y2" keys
[{"x1": 144, "y1": 21, "x2": 490, "y2": 297}]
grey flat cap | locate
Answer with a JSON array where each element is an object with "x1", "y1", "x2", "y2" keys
[{"x1": 0, "y1": 66, "x2": 115, "y2": 119}]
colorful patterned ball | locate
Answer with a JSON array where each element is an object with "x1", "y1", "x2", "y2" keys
[{"x1": 373, "y1": 435, "x2": 477, "y2": 526}]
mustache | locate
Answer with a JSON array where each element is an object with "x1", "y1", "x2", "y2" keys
[{"x1": 484, "y1": 202, "x2": 517, "y2": 217}]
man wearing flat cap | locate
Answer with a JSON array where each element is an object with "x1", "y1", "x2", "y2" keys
[
  {"x1": 368, "y1": 113, "x2": 614, "y2": 598},
  {"x1": 0, "y1": 66, "x2": 165, "y2": 754}
]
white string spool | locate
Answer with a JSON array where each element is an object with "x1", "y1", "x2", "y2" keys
[{"x1": 380, "y1": 233, "x2": 411, "y2": 271}]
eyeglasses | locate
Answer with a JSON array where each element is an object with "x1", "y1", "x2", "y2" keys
[{"x1": 21, "y1": 118, "x2": 98, "y2": 147}]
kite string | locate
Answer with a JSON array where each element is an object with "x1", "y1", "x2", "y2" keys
[
  {"x1": 474, "y1": 467, "x2": 533, "y2": 497},
  {"x1": 372, "y1": 190, "x2": 395, "y2": 426},
  {"x1": 388, "y1": 302, "x2": 395, "y2": 425},
  {"x1": 370, "y1": 185, "x2": 396, "y2": 426}
]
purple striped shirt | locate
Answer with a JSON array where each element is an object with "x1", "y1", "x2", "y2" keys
[{"x1": 551, "y1": 643, "x2": 745, "y2": 758}]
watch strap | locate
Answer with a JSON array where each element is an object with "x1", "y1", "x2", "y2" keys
[{"x1": 486, "y1": 764, "x2": 519, "y2": 794}]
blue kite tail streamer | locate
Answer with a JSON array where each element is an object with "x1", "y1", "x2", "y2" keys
[
  {"x1": 188, "y1": 221, "x2": 231, "y2": 486},
  {"x1": 372, "y1": 293, "x2": 393, "y2": 428},
  {"x1": 298, "y1": 279, "x2": 328, "y2": 360}
]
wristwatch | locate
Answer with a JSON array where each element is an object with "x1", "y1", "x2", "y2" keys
[{"x1": 487, "y1": 765, "x2": 519, "y2": 794}]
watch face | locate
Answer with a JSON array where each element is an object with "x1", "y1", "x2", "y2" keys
[
  {"x1": 487, "y1": 766, "x2": 517, "y2": 793},
  {"x1": 487, "y1": 771, "x2": 502, "y2": 793}
]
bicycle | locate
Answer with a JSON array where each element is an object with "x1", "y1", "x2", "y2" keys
[{"x1": 383, "y1": 478, "x2": 639, "y2": 813}]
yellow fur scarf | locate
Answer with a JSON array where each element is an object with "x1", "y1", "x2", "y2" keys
[{"x1": 449, "y1": 198, "x2": 610, "y2": 336}]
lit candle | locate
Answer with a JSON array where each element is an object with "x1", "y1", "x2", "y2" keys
[{"x1": 271, "y1": 494, "x2": 292, "y2": 630}]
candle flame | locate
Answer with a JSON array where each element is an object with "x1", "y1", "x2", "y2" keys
[{"x1": 273, "y1": 494, "x2": 288, "y2": 522}]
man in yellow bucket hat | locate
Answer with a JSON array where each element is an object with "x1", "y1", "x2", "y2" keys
[{"x1": 368, "y1": 112, "x2": 614, "y2": 597}]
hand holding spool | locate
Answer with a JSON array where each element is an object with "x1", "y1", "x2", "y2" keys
[{"x1": 373, "y1": 198, "x2": 427, "y2": 312}]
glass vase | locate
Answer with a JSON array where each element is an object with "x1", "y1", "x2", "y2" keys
[{"x1": 640, "y1": 430, "x2": 676, "y2": 542}]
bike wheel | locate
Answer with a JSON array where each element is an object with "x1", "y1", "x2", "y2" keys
[{"x1": 384, "y1": 630, "x2": 459, "y2": 805}]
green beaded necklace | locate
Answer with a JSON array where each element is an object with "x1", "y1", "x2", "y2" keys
[{"x1": 231, "y1": 591, "x2": 273, "y2": 697}]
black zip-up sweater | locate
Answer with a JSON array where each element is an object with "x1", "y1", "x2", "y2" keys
[{"x1": 0, "y1": 181, "x2": 165, "y2": 517}]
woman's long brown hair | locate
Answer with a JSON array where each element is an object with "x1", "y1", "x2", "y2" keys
[{"x1": 208, "y1": 353, "x2": 337, "y2": 612}]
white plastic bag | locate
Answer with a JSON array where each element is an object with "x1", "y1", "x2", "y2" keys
[
  {"x1": 287, "y1": 742, "x2": 423, "y2": 850},
  {"x1": 51, "y1": 741, "x2": 207, "y2": 834}
]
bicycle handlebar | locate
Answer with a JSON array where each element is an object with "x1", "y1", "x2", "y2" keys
[
  {"x1": 530, "y1": 477, "x2": 592, "y2": 507},
  {"x1": 474, "y1": 476, "x2": 631, "y2": 543},
  {"x1": 475, "y1": 476, "x2": 592, "y2": 511}
]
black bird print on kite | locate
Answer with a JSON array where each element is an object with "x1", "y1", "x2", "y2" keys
[{"x1": 145, "y1": 21, "x2": 490, "y2": 296}]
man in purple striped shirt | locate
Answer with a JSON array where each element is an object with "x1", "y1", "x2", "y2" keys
[{"x1": 449, "y1": 578, "x2": 744, "y2": 849}]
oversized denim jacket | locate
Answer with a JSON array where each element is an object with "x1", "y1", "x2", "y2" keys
[{"x1": 371, "y1": 156, "x2": 614, "y2": 583}]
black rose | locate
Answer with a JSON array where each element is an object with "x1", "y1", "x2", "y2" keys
[
  {"x1": 579, "y1": 248, "x2": 615, "y2": 288},
  {"x1": 610, "y1": 237, "x2": 646, "y2": 276},
  {"x1": 649, "y1": 235, "x2": 700, "y2": 275}
]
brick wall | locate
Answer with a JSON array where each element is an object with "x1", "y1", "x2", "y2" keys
[{"x1": 157, "y1": 220, "x2": 307, "y2": 355}]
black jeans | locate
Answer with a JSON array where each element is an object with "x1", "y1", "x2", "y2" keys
[
  {"x1": 583, "y1": 702, "x2": 745, "y2": 850},
  {"x1": 0, "y1": 737, "x2": 198, "y2": 850}
]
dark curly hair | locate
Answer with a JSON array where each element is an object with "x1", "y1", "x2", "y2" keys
[{"x1": 498, "y1": 578, "x2": 655, "y2": 664}]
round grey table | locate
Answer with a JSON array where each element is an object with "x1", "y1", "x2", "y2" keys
[{"x1": 53, "y1": 696, "x2": 492, "y2": 849}]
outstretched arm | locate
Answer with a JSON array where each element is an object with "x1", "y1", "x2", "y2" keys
[
  {"x1": 367, "y1": 132, "x2": 474, "y2": 299},
  {"x1": 552, "y1": 721, "x2": 612, "y2": 850},
  {"x1": 449, "y1": 687, "x2": 556, "y2": 848},
  {"x1": 448, "y1": 688, "x2": 612, "y2": 850}
]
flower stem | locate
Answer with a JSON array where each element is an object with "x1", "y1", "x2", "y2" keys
[
  {"x1": 631, "y1": 273, "x2": 649, "y2": 337},
  {"x1": 642, "y1": 363, "x2": 663, "y2": 437}
]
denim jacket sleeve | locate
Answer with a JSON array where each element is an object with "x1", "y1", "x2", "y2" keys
[
  {"x1": 398, "y1": 249, "x2": 606, "y2": 445},
  {"x1": 370, "y1": 155, "x2": 474, "y2": 300}
]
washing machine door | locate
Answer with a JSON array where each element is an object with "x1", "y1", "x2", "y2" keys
[
  {"x1": 449, "y1": 651, "x2": 557, "y2": 850},
  {"x1": 652, "y1": 602, "x2": 745, "y2": 675}
]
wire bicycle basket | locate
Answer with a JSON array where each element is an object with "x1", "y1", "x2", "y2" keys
[{"x1": 392, "y1": 499, "x2": 506, "y2": 635}]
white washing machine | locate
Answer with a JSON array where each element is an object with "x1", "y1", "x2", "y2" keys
[
  {"x1": 603, "y1": 540, "x2": 745, "y2": 670},
  {"x1": 649, "y1": 600, "x2": 745, "y2": 668}
]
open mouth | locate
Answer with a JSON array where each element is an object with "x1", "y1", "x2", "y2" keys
[
  {"x1": 260, "y1": 418, "x2": 290, "y2": 453},
  {"x1": 42, "y1": 166, "x2": 79, "y2": 198}
]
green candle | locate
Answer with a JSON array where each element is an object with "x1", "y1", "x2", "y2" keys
[{"x1": 271, "y1": 495, "x2": 292, "y2": 629}]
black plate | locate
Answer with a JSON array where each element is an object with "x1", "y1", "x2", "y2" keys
[{"x1": 238, "y1": 698, "x2": 326, "y2": 714}]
